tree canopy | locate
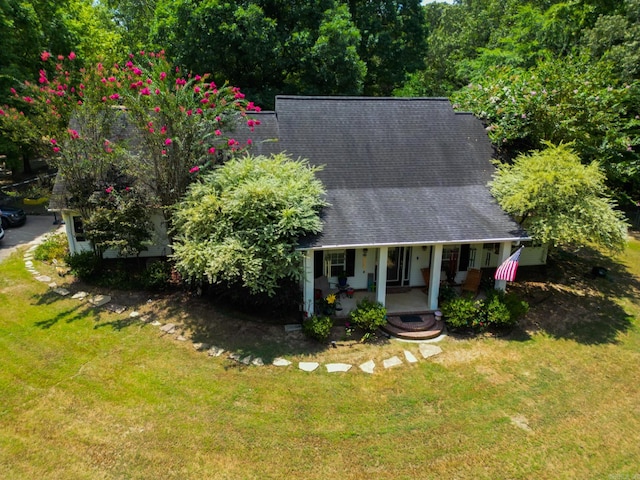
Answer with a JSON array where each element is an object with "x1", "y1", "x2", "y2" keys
[
  {"x1": 490, "y1": 143, "x2": 629, "y2": 252},
  {"x1": 171, "y1": 153, "x2": 328, "y2": 296}
]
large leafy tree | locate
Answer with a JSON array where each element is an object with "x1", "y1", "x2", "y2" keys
[
  {"x1": 451, "y1": 57, "x2": 640, "y2": 199},
  {"x1": 490, "y1": 143, "x2": 629, "y2": 253},
  {"x1": 171, "y1": 153, "x2": 328, "y2": 296}
]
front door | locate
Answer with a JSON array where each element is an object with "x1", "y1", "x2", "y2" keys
[{"x1": 386, "y1": 247, "x2": 411, "y2": 287}]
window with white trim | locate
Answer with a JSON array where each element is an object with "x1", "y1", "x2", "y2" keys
[{"x1": 325, "y1": 251, "x2": 346, "y2": 277}]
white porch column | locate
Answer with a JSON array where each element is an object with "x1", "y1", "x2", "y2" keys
[
  {"x1": 376, "y1": 246, "x2": 388, "y2": 306},
  {"x1": 303, "y1": 250, "x2": 315, "y2": 315},
  {"x1": 494, "y1": 241, "x2": 512, "y2": 291},
  {"x1": 428, "y1": 244, "x2": 443, "y2": 310}
]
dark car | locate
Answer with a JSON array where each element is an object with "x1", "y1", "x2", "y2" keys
[{"x1": 0, "y1": 205, "x2": 27, "y2": 228}]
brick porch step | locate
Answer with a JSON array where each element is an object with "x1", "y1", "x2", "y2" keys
[{"x1": 381, "y1": 316, "x2": 445, "y2": 340}]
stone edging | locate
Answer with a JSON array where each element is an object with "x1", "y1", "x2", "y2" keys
[{"x1": 23, "y1": 240, "x2": 445, "y2": 375}]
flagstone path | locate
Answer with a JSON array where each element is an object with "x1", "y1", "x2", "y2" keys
[{"x1": 23, "y1": 240, "x2": 446, "y2": 376}]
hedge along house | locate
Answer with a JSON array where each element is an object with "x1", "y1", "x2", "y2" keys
[{"x1": 240, "y1": 96, "x2": 546, "y2": 317}]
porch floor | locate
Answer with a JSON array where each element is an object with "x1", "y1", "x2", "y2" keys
[{"x1": 334, "y1": 287, "x2": 432, "y2": 319}]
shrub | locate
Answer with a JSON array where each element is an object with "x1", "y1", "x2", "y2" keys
[
  {"x1": 141, "y1": 261, "x2": 172, "y2": 291},
  {"x1": 302, "y1": 315, "x2": 333, "y2": 341},
  {"x1": 349, "y1": 298, "x2": 387, "y2": 332},
  {"x1": 34, "y1": 233, "x2": 68, "y2": 262},
  {"x1": 442, "y1": 290, "x2": 530, "y2": 331},
  {"x1": 64, "y1": 250, "x2": 101, "y2": 279},
  {"x1": 441, "y1": 296, "x2": 482, "y2": 329}
]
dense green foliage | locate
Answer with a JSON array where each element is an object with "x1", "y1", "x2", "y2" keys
[
  {"x1": 441, "y1": 289, "x2": 529, "y2": 331},
  {"x1": 348, "y1": 298, "x2": 387, "y2": 333},
  {"x1": 302, "y1": 314, "x2": 333, "y2": 341},
  {"x1": 171, "y1": 153, "x2": 327, "y2": 296},
  {"x1": 490, "y1": 143, "x2": 629, "y2": 252}
]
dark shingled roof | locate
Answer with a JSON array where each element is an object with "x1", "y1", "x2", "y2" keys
[{"x1": 245, "y1": 96, "x2": 527, "y2": 248}]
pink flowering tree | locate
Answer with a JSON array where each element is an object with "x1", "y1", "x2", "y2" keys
[{"x1": 1, "y1": 50, "x2": 261, "y2": 255}]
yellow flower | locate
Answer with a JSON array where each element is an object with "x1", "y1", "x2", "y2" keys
[{"x1": 326, "y1": 294, "x2": 336, "y2": 305}]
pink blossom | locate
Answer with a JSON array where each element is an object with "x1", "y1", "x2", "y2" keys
[
  {"x1": 215, "y1": 129, "x2": 222, "y2": 136},
  {"x1": 161, "y1": 149, "x2": 167, "y2": 155},
  {"x1": 57, "y1": 55, "x2": 64, "y2": 61},
  {"x1": 105, "y1": 186, "x2": 114, "y2": 194},
  {"x1": 195, "y1": 75, "x2": 202, "y2": 81},
  {"x1": 200, "y1": 98, "x2": 208, "y2": 104},
  {"x1": 246, "y1": 139, "x2": 252, "y2": 145},
  {"x1": 194, "y1": 86, "x2": 201, "y2": 93},
  {"x1": 40, "y1": 51, "x2": 50, "y2": 61},
  {"x1": 0, "y1": 109, "x2": 4, "y2": 116},
  {"x1": 196, "y1": 108, "x2": 203, "y2": 115},
  {"x1": 23, "y1": 96, "x2": 33, "y2": 103},
  {"x1": 68, "y1": 129, "x2": 79, "y2": 139},
  {"x1": 101, "y1": 77, "x2": 107, "y2": 83},
  {"x1": 208, "y1": 147, "x2": 216, "y2": 154},
  {"x1": 68, "y1": 52, "x2": 76, "y2": 60},
  {"x1": 164, "y1": 138, "x2": 172, "y2": 146},
  {"x1": 140, "y1": 87, "x2": 151, "y2": 95},
  {"x1": 125, "y1": 186, "x2": 131, "y2": 192},
  {"x1": 215, "y1": 116, "x2": 221, "y2": 122},
  {"x1": 189, "y1": 166, "x2": 200, "y2": 173},
  {"x1": 160, "y1": 125, "x2": 167, "y2": 134},
  {"x1": 101, "y1": 96, "x2": 107, "y2": 102},
  {"x1": 108, "y1": 76, "x2": 116, "y2": 82},
  {"x1": 154, "y1": 106, "x2": 160, "y2": 113},
  {"x1": 53, "y1": 147, "x2": 60, "y2": 153},
  {"x1": 227, "y1": 138, "x2": 237, "y2": 146},
  {"x1": 160, "y1": 72, "x2": 166, "y2": 81},
  {"x1": 155, "y1": 88, "x2": 160, "y2": 95},
  {"x1": 146, "y1": 78, "x2": 152, "y2": 84},
  {"x1": 186, "y1": 109, "x2": 192, "y2": 116},
  {"x1": 109, "y1": 93, "x2": 120, "y2": 100}
]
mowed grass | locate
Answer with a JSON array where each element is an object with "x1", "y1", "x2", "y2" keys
[{"x1": 1, "y1": 238, "x2": 639, "y2": 479}]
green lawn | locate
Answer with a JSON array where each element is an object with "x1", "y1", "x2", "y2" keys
[{"x1": 1, "y1": 238, "x2": 639, "y2": 479}]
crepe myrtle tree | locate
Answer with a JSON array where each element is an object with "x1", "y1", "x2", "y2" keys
[
  {"x1": 490, "y1": 142, "x2": 629, "y2": 253},
  {"x1": 171, "y1": 153, "x2": 328, "y2": 296},
  {"x1": 1, "y1": 50, "x2": 260, "y2": 215}
]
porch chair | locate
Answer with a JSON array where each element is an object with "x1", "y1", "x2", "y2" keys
[
  {"x1": 314, "y1": 275, "x2": 336, "y2": 300},
  {"x1": 461, "y1": 268, "x2": 482, "y2": 296}
]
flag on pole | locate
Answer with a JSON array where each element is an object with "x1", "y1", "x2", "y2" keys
[{"x1": 495, "y1": 246, "x2": 524, "y2": 282}]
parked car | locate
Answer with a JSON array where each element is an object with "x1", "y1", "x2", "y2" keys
[{"x1": 0, "y1": 205, "x2": 27, "y2": 228}]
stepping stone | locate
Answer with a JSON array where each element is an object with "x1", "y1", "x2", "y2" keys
[
  {"x1": 252, "y1": 357, "x2": 264, "y2": 366},
  {"x1": 25, "y1": 260, "x2": 33, "y2": 268},
  {"x1": 207, "y1": 346, "x2": 225, "y2": 357},
  {"x1": 404, "y1": 350, "x2": 418, "y2": 364},
  {"x1": 326, "y1": 363, "x2": 352, "y2": 373},
  {"x1": 359, "y1": 360, "x2": 375, "y2": 374},
  {"x1": 383, "y1": 356, "x2": 403, "y2": 369},
  {"x1": 273, "y1": 357, "x2": 291, "y2": 367},
  {"x1": 89, "y1": 295, "x2": 111, "y2": 307},
  {"x1": 23, "y1": 254, "x2": 33, "y2": 260},
  {"x1": 105, "y1": 303, "x2": 126, "y2": 314},
  {"x1": 299, "y1": 362, "x2": 319, "y2": 372},
  {"x1": 241, "y1": 355, "x2": 252, "y2": 365},
  {"x1": 419, "y1": 344, "x2": 443, "y2": 359},
  {"x1": 72, "y1": 291, "x2": 88, "y2": 300},
  {"x1": 150, "y1": 320, "x2": 161, "y2": 326},
  {"x1": 48, "y1": 282, "x2": 58, "y2": 288},
  {"x1": 35, "y1": 275, "x2": 52, "y2": 283},
  {"x1": 159, "y1": 323, "x2": 176, "y2": 334},
  {"x1": 53, "y1": 287, "x2": 70, "y2": 296},
  {"x1": 229, "y1": 353, "x2": 242, "y2": 362},
  {"x1": 176, "y1": 335, "x2": 187, "y2": 341},
  {"x1": 193, "y1": 342, "x2": 210, "y2": 351},
  {"x1": 284, "y1": 324, "x2": 303, "y2": 332},
  {"x1": 27, "y1": 268, "x2": 38, "y2": 274},
  {"x1": 129, "y1": 311, "x2": 140, "y2": 318}
]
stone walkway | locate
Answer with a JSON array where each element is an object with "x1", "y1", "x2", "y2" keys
[{"x1": 22, "y1": 238, "x2": 446, "y2": 375}]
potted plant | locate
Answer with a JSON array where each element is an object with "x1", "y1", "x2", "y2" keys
[{"x1": 337, "y1": 269, "x2": 348, "y2": 288}]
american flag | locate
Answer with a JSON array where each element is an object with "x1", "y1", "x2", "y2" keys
[{"x1": 495, "y1": 246, "x2": 524, "y2": 282}]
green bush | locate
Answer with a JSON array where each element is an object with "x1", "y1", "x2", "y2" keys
[
  {"x1": 34, "y1": 233, "x2": 68, "y2": 262},
  {"x1": 64, "y1": 250, "x2": 101, "y2": 279},
  {"x1": 141, "y1": 261, "x2": 172, "y2": 291},
  {"x1": 302, "y1": 315, "x2": 333, "y2": 341},
  {"x1": 442, "y1": 290, "x2": 529, "y2": 331},
  {"x1": 349, "y1": 298, "x2": 387, "y2": 332},
  {"x1": 441, "y1": 296, "x2": 482, "y2": 329}
]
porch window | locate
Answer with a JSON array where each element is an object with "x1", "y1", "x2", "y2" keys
[{"x1": 326, "y1": 251, "x2": 346, "y2": 277}]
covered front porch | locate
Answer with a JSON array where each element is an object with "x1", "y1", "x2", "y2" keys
[{"x1": 302, "y1": 242, "x2": 517, "y2": 317}]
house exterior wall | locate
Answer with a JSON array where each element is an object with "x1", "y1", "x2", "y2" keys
[{"x1": 61, "y1": 210, "x2": 171, "y2": 258}]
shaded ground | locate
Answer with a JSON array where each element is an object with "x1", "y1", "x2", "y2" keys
[{"x1": 31, "y1": 232, "x2": 640, "y2": 364}]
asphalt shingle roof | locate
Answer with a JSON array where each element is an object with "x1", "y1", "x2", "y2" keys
[{"x1": 247, "y1": 96, "x2": 528, "y2": 248}]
